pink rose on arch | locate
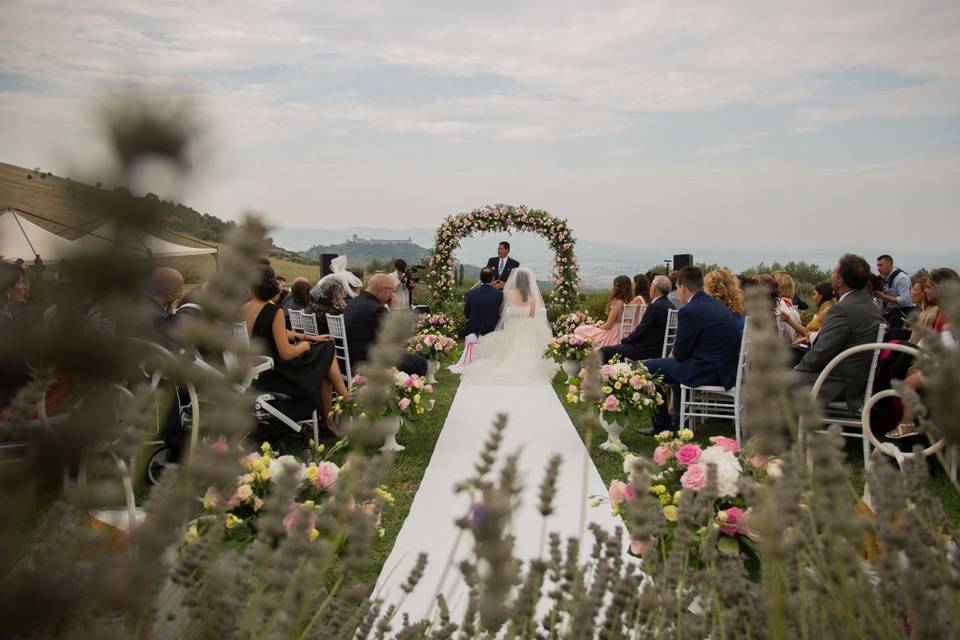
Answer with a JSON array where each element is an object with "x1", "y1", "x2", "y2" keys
[
  {"x1": 398, "y1": 398, "x2": 411, "y2": 411},
  {"x1": 652, "y1": 445, "x2": 674, "y2": 466},
  {"x1": 680, "y1": 464, "x2": 707, "y2": 491},
  {"x1": 603, "y1": 395, "x2": 620, "y2": 412},
  {"x1": 675, "y1": 444, "x2": 703, "y2": 466},
  {"x1": 315, "y1": 461, "x2": 339, "y2": 490},
  {"x1": 713, "y1": 436, "x2": 740, "y2": 454},
  {"x1": 716, "y1": 506, "x2": 744, "y2": 536},
  {"x1": 608, "y1": 479, "x2": 627, "y2": 505}
]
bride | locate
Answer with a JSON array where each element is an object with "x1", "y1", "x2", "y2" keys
[{"x1": 463, "y1": 267, "x2": 557, "y2": 385}]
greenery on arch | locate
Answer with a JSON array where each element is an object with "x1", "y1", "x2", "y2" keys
[{"x1": 428, "y1": 204, "x2": 581, "y2": 313}]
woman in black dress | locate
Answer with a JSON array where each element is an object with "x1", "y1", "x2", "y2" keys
[{"x1": 243, "y1": 266, "x2": 349, "y2": 436}]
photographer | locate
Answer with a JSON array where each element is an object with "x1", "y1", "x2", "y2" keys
[{"x1": 391, "y1": 259, "x2": 415, "y2": 310}]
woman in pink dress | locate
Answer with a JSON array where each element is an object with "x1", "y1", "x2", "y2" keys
[{"x1": 575, "y1": 275, "x2": 634, "y2": 349}]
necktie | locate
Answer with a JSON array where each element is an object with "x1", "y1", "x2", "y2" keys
[{"x1": 499, "y1": 258, "x2": 505, "y2": 275}]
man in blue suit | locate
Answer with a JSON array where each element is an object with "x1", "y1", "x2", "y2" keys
[
  {"x1": 485, "y1": 241, "x2": 520, "y2": 289},
  {"x1": 643, "y1": 266, "x2": 741, "y2": 430},
  {"x1": 464, "y1": 267, "x2": 503, "y2": 336}
]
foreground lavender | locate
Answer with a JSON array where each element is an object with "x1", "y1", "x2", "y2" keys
[{"x1": 1, "y1": 101, "x2": 959, "y2": 639}]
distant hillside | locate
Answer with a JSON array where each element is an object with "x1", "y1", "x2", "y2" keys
[{"x1": 303, "y1": 238, "x2": 429, "y2": 268}]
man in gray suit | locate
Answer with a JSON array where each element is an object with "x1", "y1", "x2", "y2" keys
[{"x1": 795, "y1": 254, "x2": 884, "y2": 409}]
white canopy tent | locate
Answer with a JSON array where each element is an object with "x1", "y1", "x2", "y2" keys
[
  {"x1": 75, "y1": 223, "x2": 218, "y2": 258},
  {"x1": 0, "y1": 207, "x2": 79, "y2": 263}
]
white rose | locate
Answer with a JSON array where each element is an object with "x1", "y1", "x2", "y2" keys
[
  {"x1": 699, "y1": 446, "x2": 742, "y2": 497},
  {"x1": 623, "y1": 454, "x2": 642, "y2": 477},
  {"x1": 269, "y1": 455, "x2": 307, "y2": 483},
  {"x1": 393, "y1": 371, "x2": 411, "y2": 386}
]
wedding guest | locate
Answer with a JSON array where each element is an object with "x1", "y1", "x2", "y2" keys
[
  {"x1": 907, "y1": 277, "x2": 937, "y2": 342},
  {"x1": 343, "y1": 273, "x2": 427, "y2": 376},
  {"x1": 600, "y1": 275, "x2": 674, "y2": 364},
  {"x1": 2, "y1": 261, "x2": 29, "y2": 318},
  {"x1": 875, "y1": 254, "x2": 915, "y2": 330},
  {"x1": 632, "y1": 274, "x2": 651, "y2": 306},
  {"x1": 643, "y1": 267, "x2": 741, "y2": 430},
  {"x1": 282, "y1": 278, "x2": 313, "y2": 312},
  {"x1": 924, "y1": 268, "x2": 959, "y2": 334},
  {"x1": 306, "y1": 279, "x2": 347, "y2": 336},
  {"x1": 781, "y1": 281, "x2": 835, "y2": 342},
  {"x1": 391, "y1": 259, "x2": 413, "y2": 310},
  {"x1": 703, "y1": 268, "x2": 745, "y2": 333},
  {"x1": 243, "y1": 265, "x2": 349, "y2": 436},
  {"x1": 464, "y1": 267, "x2": 503, "y2": 337},
  {"x1": 666, "y1": 271, "x2": 685, "y2": 310},
  {"x1": 275, "y1": 275, "x2": 290, "y2": 306},
  {"x1": 575, "y1": 275, "x2": 633, "y2": 349},
  {"x1": 138, "y1": 267, "x2": 184, "y2": 341},
  {"x1": 794, "y1": 254, "x2": 884, "y2": 410}
]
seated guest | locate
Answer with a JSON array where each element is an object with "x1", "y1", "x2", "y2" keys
[
  {"x1": 667, "y1": 271, "x2": 685, "y2": 310},
  {"x1": 924, "y1": 268, "x2": 958, "y2": 334},
  {"x1": 343, "y1": 273, "x2": 428, "y2": 376},
  {"x1": 600, "y1": 275, "x2": 674, "y2": 364},
  {"x1": 632, "y1": 274, "x2": 651, "y2": 307},
  {"x1": 137, "y1": 267, "x2": 184, "y2": 341},
  {"x1": 282, "y1": 277, "x2": 313, "y2": 312},
  {"x1": 794, "y1": 254, "x2": 884, "y2": 410},
  {"x1": 875, "y1": 254, "x2": 915, "y2": 330},
  {"x1": 575, "y1": 275, "x2": 634, "y2": 349},
  {"x1": 275, "y1": 275, "x2": 290, "y2": 307},
  {"x1": 643, "y1": 267, "x2": 741, "y2": 429},
  {"x1": 703, "y1": 268, "x2": 745, "y2": 333},
  {"x1": 781, "y1": 281, "x2": 835, "y2": 342},
  {"x1": 243, "y1": 265, "x2": 349, "y2": 436},
  {"x1": 464, "y1": 267, "x2": 503, "y2": 337},
  {"x1": 306, "y1": 279, "x2": 347, "y2": 336}
]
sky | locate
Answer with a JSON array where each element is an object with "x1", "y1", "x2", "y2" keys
[{"x1": 1, "y1": 1, "x2": 959, "y2": 252}]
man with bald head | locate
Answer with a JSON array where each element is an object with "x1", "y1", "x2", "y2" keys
[
  {"x1": 144, "y1": 266, "x2": 184, "y2": 338},
  {"x1": 343, "y1": 272, "x2": 428, "y2": 376},
  {"x1": 599, "y1": 274, "x2": 675, "y2": 364}
]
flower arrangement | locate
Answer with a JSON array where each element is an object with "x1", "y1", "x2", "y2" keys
[
  {"x1": 566, "y1": 359, "x2": 662, "y2": 422},
  {"x1": 331, "y1": 369, "x2": 436, "y2": 422},
  {"x1": 188, "y1": 440, "x2": 382, "y2": 544},
  {"x1": 415, "y1": 312, "x2": 459, "y2": 338},
  {"x1": 543, "y1": 333, "x2": 594, "y2": 364},
  {"x1": 428, "y1": 205, "x2": 580, "y2": 312},
  {"x1": 551, "y1": 310, "x2": 596, "y2": 336},
  {"x1": 408, "y1": 332, "x2": 457, "y2": 362},
  {"x1": 606, "y1": 431, "x2": 782, "y2": 565}
]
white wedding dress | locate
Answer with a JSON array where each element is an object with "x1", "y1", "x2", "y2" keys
[{"x1": 463, "y1": 269, "x2": 557, "y2": 385}]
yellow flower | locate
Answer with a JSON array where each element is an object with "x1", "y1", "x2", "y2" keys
[
  {"x1": 654, "y1": 430, "x2": 672, "y2": 442},
  {"x1": 260, "y1": 442, "x2": 272, "y2": 453},
  {"x1": 305, "y1": 465, "x2": 319, "y2": 481},
  {"x1": 601, "y1": 386, "x2": 613, "y2": 394},
  {"x1": 184, "y1": 523, "x2": 199, "y2": 543},
  {"x1": 375, "y1": 487, "x2": 395, "y2": 504},
  {"x1": 257, "y1": 468, "x2": 271, "y2": 481},
  {"x1": 414, "y1": 394, "x2": 421, "y2": 404},
  {"x1": 679, "y1": 429, "x2": 694, "y2": 441},
  {"x1": 253, "y1": 497, "x2": 264, "y2": 511},
  {"x1": 377, "y1": 527, "x2": 386, "y2": 538},
  {"x1": 302, "y1": 499, "x2": 316, "y2": 507},
  {"x1": 235, "y1": 484, "x2": 253, "y2": 501},
  {"x1": 614, "y1": 382, "x2": 622, "y2": 390},
  {"x1": 673, "y1": 491, "x2": 682, "y2": 504},
  {"x1": 662, "y1": 505, "x2": 678, "y2": 522},
  {"x1": 202, "y1": 487, "x2": 217, "y2": 510},
  {"x1": 225, "y1": 514, "x2": 243, "y2": 529},
  {"x1": 651, "y1": 484, "x2": 667, "y2": 495},
  {"x1": 659, "y1": 494, "x2": 671, "y2": 506},
  {"x1": 566, "y1": 394, "x2": 579, "y2": 403},
  {"x1": 315, "y1": 443, "x2": 326, "y2": 454},
  {"x1": 308, "y1": 527, "x2": 320, "y2": 541},
  {"x1": 251, "y1": 457, "x2": 266, "y2": 473}
]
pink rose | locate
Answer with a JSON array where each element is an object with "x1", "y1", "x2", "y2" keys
[
  {"x1": 713, "y1": 436, "x2": 740, "y2": 454},
  {"x1": 603, "y1": 395, "x2": 620, "y2": 412},
  {"x1": 737, "y1": 507, "x2": 761, "y2": 541},
  {"x1": 608, "y1": 479, "x2": 627, "y2": 505},
  {"x1": 398, "y1": 398, "x2": 411, "y2": 411},
  {"x1": 652, "y1": 445, "x2": 674, "y2": 466},
  {"x1": 629, "y1": 539, "x2": 646, "y2": 555},
  {"x1": 352, "y1": 374, "x2": 365, "y2": 385},
  {"x1": 315, "y1": 461, "x2": 339, "y2": 489},
  {"x1": 424, "y1": 384, "x2": 434, "y2": 393},
  {"x1": 405, "y1": 378, "x2": 414, "y2": 387},
  {"x1": 600, "y1": 364, "x2": 615, "y2": 377},
  {"x1": 716, "y1": 506, "x2": 744, "y2": 536},
  {"x1": 675, "y1": 444, "x2": 703, "y2": 466},
  {"x1": 629, "y1": 376, "x2": 643, "y2": 389},
  {"x1": 680, "y1": 464, "x2": 707, "y2": 491},
  {"x1": 624, "y1": 483, "x2": 636, "y2": 502}
]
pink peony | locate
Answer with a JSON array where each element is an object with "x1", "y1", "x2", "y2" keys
[
  {"x1": 398, "y1": 398, "x2": 411, "y2": 411},
  {"x1": 314, "y1": 461, "x2": 339, "y2": 489},
  {"x1": 603, "y1": 395, "x2": 620, "y2": 412},
  {"x1": 713, "y1": 436, "x2": 740, "y2": 454},
  {"x1": 680, "y1": 464, "x2": 707, "y2": 491},
  {"x1": 608, "y1": 479, "x2": 627, "y2": 505},
  {"x1": 652, "y1": 445, "x2": 674, "y2": 466},
  {"x1": 675, "y1": 444, "x2": 703, "y2": 466},
  {"x1": 716, "y1": 506, "x2": 744, "y2": 536}
]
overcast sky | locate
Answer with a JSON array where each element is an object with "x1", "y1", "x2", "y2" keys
[{"x1": 2, "y1": 1, "x2": 959, "y2": 251}]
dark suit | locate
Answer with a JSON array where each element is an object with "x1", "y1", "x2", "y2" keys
[
  {"x1": 600, "y1": 296, "x2": 674, "y2": 363},
  {"x1": 643, "y1": 291, "x2": 742, "y2": 428},
  {"x1": 464, "y1": 284, "x2": 503, "y2": 336},
  {"x1": 343, "y1": 291, "x2": 427, "y2": 376},
  {"x1": 486, "y1": 256, "x2": 520, "y2": 283},
  {"x1": 794, "y1": 289, "x2": 884, "y2": 410}
]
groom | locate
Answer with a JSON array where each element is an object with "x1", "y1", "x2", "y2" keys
[
  {"x1": 485, "y1": 241, "x2": 520, "y2": 290},
  {"x1": 464, "y1": 267, "x2": 503, "y2": 336}
]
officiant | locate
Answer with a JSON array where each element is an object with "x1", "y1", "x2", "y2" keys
[{"x1": 486, "y1": 241, "x2": 519, "y2": 290}]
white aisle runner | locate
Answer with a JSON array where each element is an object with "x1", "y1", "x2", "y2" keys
[{"x1": 373, "y1": 382, "x2": 624, "y2": 622}]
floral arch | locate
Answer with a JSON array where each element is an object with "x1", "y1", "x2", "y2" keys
[{"x1": 428, "y1": 204, "x2": 580, "y2": 313}]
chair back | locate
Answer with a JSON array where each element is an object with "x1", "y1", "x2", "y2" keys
[
  {"x1": 231, "y1": 322, "x2": 250, "y2": 347},
  {"x1": 288, "y1": 308, "x2": 304, "y2": 332},
  {"x1": 733, "y1": 319, "x2": 751, "y2": 395},
  {"x1": 326, "y1": 314, "x2": 352, "y2": 384},
  {"x1": 301, "y1": 311, "x2": 319, "y2": 336},
  {"x1": 662, "y1": 308, "x2": 679, "y2": 357},
  {"x1": 861, "y1": 323, "x2": 887, "y2": 406},
  {"x1": 619, "y1": 304, "x2": 638, "y2": 341}
]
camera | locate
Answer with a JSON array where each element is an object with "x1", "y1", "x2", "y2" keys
[{"x1": 403, "y1": 264, "x2": 426, "y2": 285}]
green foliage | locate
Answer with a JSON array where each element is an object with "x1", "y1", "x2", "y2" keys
[{"x1": 740, "y1": 260, "x2": 831, "y2": 287}]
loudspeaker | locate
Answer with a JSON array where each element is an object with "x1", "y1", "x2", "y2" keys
[
  {"x1": 320, "y1": 253, "x2": 338, "y2": 276},
  {"x1": 673, "y1": 254, "x2": 693, "y2": 270}
]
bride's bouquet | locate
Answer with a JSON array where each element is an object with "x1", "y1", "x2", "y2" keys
[
  {"x1": 408, "y1": 332, "x2": 457, "y2": 362},
  {"x1": 544, "y1": 333, "x2": 594, "y2": 364},
  {"x1": 567, "y1": 360, "x2": 662, "y2": 423},
  {"x1": 552, "y1": 310, "x2": 596, "y2": 336},
  {"x1": 331, "y1": 369, "x2": 436, "y2": 423}
]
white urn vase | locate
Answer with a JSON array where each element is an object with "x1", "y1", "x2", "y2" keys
[
  {"x1": 562, "y1": 359, "x2": 581, "y2": 379},
  {"x1": 598, "y1": 413, "x2": 625, "y2": 452},
  {"x1": 378, "y1": 415, "x2": 405, "y2": 453},
  {"x1": 426, "y1": 360, "x2": 440, "y2": 384}
]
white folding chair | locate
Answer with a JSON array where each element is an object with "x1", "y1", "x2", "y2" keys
[
  {"x1": 288, "y1": 308, "x2": 305, "y2": 332},
  {"x1": 326, "y1": 313, "x2": 352, "y2": 386},
  {"x1": 679, "y1": 320, "x2": 751, "y2": 443},
  {"x1": 301, "y1": 311, "x2": 319, "y2": 337},
  {"x1": 799, "y1": 323, "x2": 887, "y2": 468},
  {"x1": 619, "y1": 304, "x2": 639, "y2": 341},
  {"x1": 661, "y1": 308, "x2": 679, "y2": 357}
]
